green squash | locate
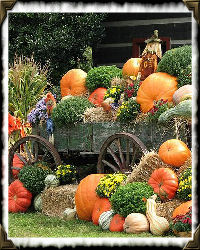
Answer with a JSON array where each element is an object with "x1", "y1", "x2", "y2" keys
[
  {"x1": 44, "y1": 174, "x2": 60, "y2": 188},
  {"x1": 34, "y1": 193, "x2": 42, "y2": 212},
  {"x1": 98, "y1": 210, "x2": 114, "y2": 230}
]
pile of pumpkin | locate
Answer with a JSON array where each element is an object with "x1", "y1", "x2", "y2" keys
[{"x1": 74, "y1": 138, "x2": 192, "y2": 236}]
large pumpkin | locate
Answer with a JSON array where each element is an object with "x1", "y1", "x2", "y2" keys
[
  {"x1": 88, "y1": 87, "x2": 107, "y2": 107},
  {"x1": 136, "y1": 72, "x2": 178, "y2": 113},
  {"x1": 60, "y1": 69, "x2": 87, "y2": 97},
  {"x1": 158, "y1": 139, "x2": 191, "y2": 167},
  {"x1": 75, "y1": 174, "x2": 104, "y2": 221},
  {"x1": 122, "y1": 58, "x2": 142, "y2": 77},
  {"x1": 148, "y1": 168, "x2": 178, "y2": 200},
  {"x1": 9, "y1": 180, "x2": 32, "y2": 213},
  {"x1": 92, "y1": 197, "x2": 111, "y2": 225},
  {"x1": 172, "y1": 200, "x2": 192, "y2": 219},
  {"x1": 12, "y1": 154, "x2": 25, "y2": 179}
]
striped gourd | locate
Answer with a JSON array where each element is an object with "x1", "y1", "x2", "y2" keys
[
  {"x1": 44, "y1": 174, "x2": 60, "y2": 189},
  {"x1": 34, "y1": 193, "x2": 42, "y2": 212},
  {"x1": 98, "y1": 210, "x2": 114, "y2": 230},
  {"x1": 146, "y1": 194, "x2": 169, "y2": 236}
]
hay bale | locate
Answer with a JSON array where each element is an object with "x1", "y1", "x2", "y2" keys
[
  {"x1": 176, "y1": 156, "x2": 192, "y2": 177},
  {"x1": 83, "y1": 107, "x2": 117, "y2": 123},
  {"x1": 41, "y1": 184, "x2": 78, "y2": 218},
  {"x1": 125, "y1": 151, "x2": 172, "y2": 184},
  {"x1": 156, "y1": 199, "x2": 184, "y2": 221}
]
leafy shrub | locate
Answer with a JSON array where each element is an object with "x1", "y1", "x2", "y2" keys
[
  {"x1": 176, "y1": 167, "x2": 192, "y2": 201},
  {"x1": 110, "y1": 182, "x2": 154, "y2": 217},
  {"x1": 51, "y1": 96, "x2": 94, "y2": 126},
  {"x1": 96, "y1": 173, "x2": 127, "y2": 198},
  {"x1": 116, "y1": 98, "x2": 140, "y2": 123},
  {"x1": 55, "y1": 164, "x2": 77, "y2": 185},
  {"x1": 18, "y1": 163, "x2": 52, "y2": 195},
  {"x1": 86, "y1": 65, "x2": 122, "y2": 92},
  {"x1": 157, "y1": 45, "x2": 192, "y2": 87}
]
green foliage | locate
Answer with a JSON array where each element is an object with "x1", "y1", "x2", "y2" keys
[
  {"x1": 110, "y1": 182, "x2": 154, "y2": 217},
  {"x1": 177, "y1": 167, "x2": 192, "y2": 201},
  {"x1": 116, "y1": 98, "x2": 140, "y2": 123},
  {"x1": 86, "y1": 65, "x2": 123, "y2": 92},
  {"x1": 51, "y1": 96, "x2": 94, "y2": 126},
  {"x1": 157, "y1": 45, "x2": 192, "y2": 87},
  {"x1": 18, "y1": 163, "x2": 53, "y2": 195},
  {"x1": 9, "y1": 56, "x2": 48, "y2": 121},
  {"x1": 146, "y1": 99, "x2": 170, "y2": 123},
  {"x1": 9, "y1": 13, "x2": 107, "y2": 84},
  {"x1": 55, "y1": 164, "x2": 77, "y2": 185},
  {"x1": 96, "y1": 173, "x2": 127, "y2": 198}
]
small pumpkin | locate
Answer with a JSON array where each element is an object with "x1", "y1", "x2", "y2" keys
[
  {"x1": 101, "y1": 97, "x2": 114, "y2": 112},
  {"x1": 123, "y1": 213, "x2": 149, "y2": 234},
  {"x1": 75, "y1": 174, "x2": 104, "y2": 221},
  {"x1": 109, "y1": 214, "x2": 125, "y2": 232},
  {"x1": 9, "y1": 180, "x2": 32, "y2": 213},
  {"x1": 92, "y1": 198, "x2": 111, "y2": 225},
  {"x1": 60, "y1": 69, "x2": 87, "y2": 97},
  {"x1": 44, "y1": 174, "x2": 60, "y2": 189},
  {"x1": 88, "y1": 87, "x2": 107, "y2": 107},
  {"x1": 173, "y1": 84, "x2": 192, "y2": 105},
  {"x1": 12, "y1": 154, "x2": 25, "y2": 179},
  {"x1": 136, "y1": 72, "x2": 178, "y2": 113},
  {"x1": 98, "y1": 210, "x2": 114, "y2": 230},
  {"x1": 148, "y1": 168, "x2": 178, "y2": 200},
  {"x1": 122, "y1": 58, "x2": 142, "y2": 77},
  {"x1": 146, "y1": 194, "x2": 169, "y2": 236},
  {"x1": 158, "y1": 139, "x2": 191, "y2": 167},
  {"x1": 34, "y1": 193, "x2": 42, "y2": 212},
  {"x1": 172, "y1": 200, "x2": 192, "y2": 219}
]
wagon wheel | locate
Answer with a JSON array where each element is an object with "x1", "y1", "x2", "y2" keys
[
  {"x1": 97, "y1": 132, "x2": 148, "y2": 174},
  {"x1": 9, "y1": 135, "x2": 62, "y2": 184}
]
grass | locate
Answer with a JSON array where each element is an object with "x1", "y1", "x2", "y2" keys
[{"x1": 8, "y1": 212, "x2": 176, "y2": 238}]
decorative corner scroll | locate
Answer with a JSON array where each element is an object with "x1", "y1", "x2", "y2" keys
[
  {"x1": 182, "y1": 0, "x2": 200, "y2": 25},
  {"x1": 0, "y1": 224, "x2": 17, "y2": 249},
  {"x1": 0, "y1": 0, "x2": 17, "y2": 26},
  {"x1": 183, "y1": 225, "x2": 200, "y2": 250}
]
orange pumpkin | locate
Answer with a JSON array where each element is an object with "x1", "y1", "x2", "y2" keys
[
  {"x1": 172, "y1": 200, "x2": 192, "y2": 219},
  {"x1": 136, "y1": 72, "x2": 178, "y2": 113},
  {"x1": 88, "y1": 88, "x2": 107, "y2": 107},
  {"x1": 9, "y1": 180, "x2": 32, "y2": 213},
  {"x1": 60, "y1": 69, "x2": 87, "y2": 97},
  {"x1": 12, "y1": 154, "x2": 25, "y2": 179},
  {"x1": 148, "y1": 168, "x2": 178, "y2": 200},
  {"x1": 75, "y1": 174, "x2": 104, "y2": 221},
  {"x1": 92, "y1": 198, "x2": 111, "y2": 225},
  {"x1": 122, "y1": 58, "x2": 142, "y2": 77},
  {"x1": 109, "y1": 214, "x2": 125, "y2": 232},
  {"x1": 158, "y1": 139, "x2": 191, "y2": 167}
]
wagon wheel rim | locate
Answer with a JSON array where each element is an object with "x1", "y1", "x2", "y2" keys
[
  {"x1": 97, "y1": 132, "x2": 148, "y2": 174},
  {"x1": 9, "y1": 135, "x2": 62, "y2": 184}
]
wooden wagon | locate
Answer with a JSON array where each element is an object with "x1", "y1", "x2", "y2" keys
[{"x1": 8, "y1": 120, "x2": 191, "y2": 183}]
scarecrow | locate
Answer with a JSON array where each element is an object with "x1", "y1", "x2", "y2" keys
[{"x1": 139, "y1": 30, "x2": 162, "y2": 81}]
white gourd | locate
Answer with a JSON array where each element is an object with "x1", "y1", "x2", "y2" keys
[
  {"x1": 44, "y1": 174, "x2": 60, "y2": 188},
  {"x1": 34, "y1": 193, "x2": 42, "y2": 212},
  {"x1": 146, "y1": 194, "x2": 169, "y2": 236},
  {"x1": 98, "y1": 210, "x2": 114, "y2": 230}
]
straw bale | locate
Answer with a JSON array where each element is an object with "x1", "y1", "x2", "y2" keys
[
  {"x1": 156, "y1": 199, "x2": 184, "y2": 221},
  {"x1": 42, "y1": 184, "x2": 78, "y2": 218},
  {"x1": 83, "y1": 107, "x2": 117, "y2": 123},
  {"x1": 125, "y1": 151, "x2": 172, "y2": 184},
  {"x1": 176, "y1": 156, "x2": 192, "y2": 177}
]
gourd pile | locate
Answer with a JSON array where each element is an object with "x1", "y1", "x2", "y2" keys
[{"x1": 74, "y1": 138, "x2": 192, "y2": 236}]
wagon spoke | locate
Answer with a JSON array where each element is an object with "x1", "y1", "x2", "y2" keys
[
  {"x1": 15, "y1": 152, "x2": 28, "y2": 165},
  {"x1": 130, "y1": 143, "x2": 137, "y2": 166},
  {"x1": 24, "y1": 142, "x2": 32, "y2": 162},
  {"x1": 115, "y1": 138, "x2": 126, "y2": 168},
  {"x1": 126, "y1": 139, "x2": 130, "y2": 169},
  {"x1": 102, "y1": 160, "x2": 119, "y2": 172},
  {"x1": 107, "y1": 146, "x2": 122, "y2": 169}
]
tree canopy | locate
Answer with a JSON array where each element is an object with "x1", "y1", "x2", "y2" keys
[{"x1": 9, "y1": 13, "x2": 107, "y2": 85}]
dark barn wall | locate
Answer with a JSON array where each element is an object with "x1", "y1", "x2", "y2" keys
[{"x1": 93, "y1": 13, "x2": 192, "y2": 68}]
